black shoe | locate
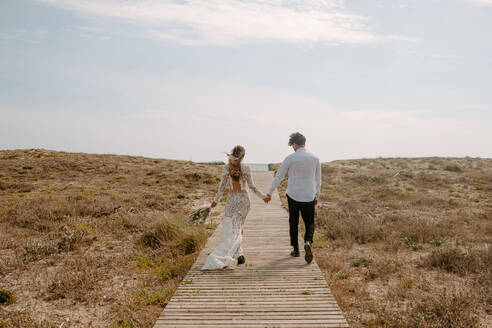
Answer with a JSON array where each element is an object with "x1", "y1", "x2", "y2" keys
[
  {"x1": 290, "y1": 249, "x2": 300, "y2": 257},
  {"x1": 237, "y1": 255, "x2": 245, "y2": 265},
  {"x1": 304, "y1": 242, "x2": 313, "y2": 264}
]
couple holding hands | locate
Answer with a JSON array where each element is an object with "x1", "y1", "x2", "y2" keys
[{"x1": 202, "y1": 132, "x2": 321, "y2": 270}]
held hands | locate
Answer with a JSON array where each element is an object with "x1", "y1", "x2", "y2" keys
[
  {"x1": 211, "y1": 201, "x2": 217, "y2": 208},
  {"x1": 263, "y1": 194, "x2": 271, "y2": 203}
]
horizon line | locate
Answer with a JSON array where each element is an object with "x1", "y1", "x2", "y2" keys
[{"x1": 1, "y1": 147, "x2": 490, "y2": 163}]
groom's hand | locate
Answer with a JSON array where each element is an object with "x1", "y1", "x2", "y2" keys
[
  {"x1": 314, "y1": 199, "x2": 318, "y2": 206},
  {"x1": 264, "y1": 194, "x2": 271, "y2": 203}
]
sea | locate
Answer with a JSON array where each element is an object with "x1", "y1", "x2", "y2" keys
[{"x1": 247, "y1": 163, "x2": 271, "y2": 171}]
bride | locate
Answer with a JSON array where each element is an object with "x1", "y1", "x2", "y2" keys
[{"x1": 201, "y1": 145, "x2": 268, "y2": 270}]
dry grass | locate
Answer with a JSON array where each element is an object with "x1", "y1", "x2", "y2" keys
[
  {"x1": 140, "y1": 213, "x2": 208, "y2": 254},
  {"x1": 422, "y1": 246, "x2": 491, "y2": 276},
  {"x1": 277, "y1": 157, "x2": 492, "y2": 328},
  {"x1": 0, "y1": 149, "x2": 222, "y2": 327},
  {"x1": 2, "y1": 151, "x2": 491, "y2": 327}
]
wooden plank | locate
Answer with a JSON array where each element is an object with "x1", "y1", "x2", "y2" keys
[{"x1": 153, "y1": 172, "x2": 349, "y2": 328}]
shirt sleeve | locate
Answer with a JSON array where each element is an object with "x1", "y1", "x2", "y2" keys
[
  {"x1": 267, "y1": 157, "x2": 290, "y2": 195},
  {"x1": 213, "y1": 165, "x2": 229, "y2": 203},
  {"x1": 315, "y1": 158, "x2": 321, "y2": 200},
  {"x1": 244, "y1": 166, "x2": 267, "y2": 199}
]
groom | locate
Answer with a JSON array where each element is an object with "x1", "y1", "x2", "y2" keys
[{"x1": 264, "y1": 132, "x2": 321, "y2": 264}]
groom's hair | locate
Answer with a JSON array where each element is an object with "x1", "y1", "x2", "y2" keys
[{"x1": 288, "y1": 132, "x2": 306, "y2": 146}]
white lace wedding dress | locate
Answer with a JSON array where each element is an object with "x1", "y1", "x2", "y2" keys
[{"x1": 201, "y1": 164, "x2": 266, "y2": 270}]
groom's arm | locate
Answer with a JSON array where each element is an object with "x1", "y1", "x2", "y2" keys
[
  {"x1": 314, "y1": 158, "x2": 321, "y2": 200},
  {"x1": 267, "y1": 158, "x2": 290, "y2": 196}
]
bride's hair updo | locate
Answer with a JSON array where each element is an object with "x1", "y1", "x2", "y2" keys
[{"x1": 227, "y1": 145, "x2": 245, "y2": 180}]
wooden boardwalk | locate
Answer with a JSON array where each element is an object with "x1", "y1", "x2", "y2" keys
[{"x1": 154, "y1": 171, "x2": 349, "y2": 328}]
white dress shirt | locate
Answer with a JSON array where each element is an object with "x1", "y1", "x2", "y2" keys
[{"x1": 267, "y1": 148, "x2": 321, "y2": 202}]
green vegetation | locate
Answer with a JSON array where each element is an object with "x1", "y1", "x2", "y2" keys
[
  {"x1": 430, "y1": 238, "x2": 444, "y2": 247},
  {"x1": 352, "y1": 257, "x2": 372, "y2": 267},
  {"x1": 141, "y1": 213, "x2": 207, "y2": 254},
  {"x1": 335, "y1": 272, "x2": 348, "y2": 279},
  {"x1": 0, "y1": 290, "x2": 14, "y2": 304},
  {"x1": 404, "y1": 237, "x2": 424, "y2": 251}
]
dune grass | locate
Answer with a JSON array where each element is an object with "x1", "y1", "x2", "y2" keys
[
  {"x1": 277, "y1": 157, "x2": 491, "y2": 328},
  {"x1": 0, "y1": 149, "x2": 222, "y2": 327}
]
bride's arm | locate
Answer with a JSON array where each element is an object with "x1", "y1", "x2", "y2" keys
[
  {"x1": 213, "y1": 165, "x2": 229, "y2": 204},
  {"x1": 244, "y1": 165, "x2": 267, "y2": 199}
]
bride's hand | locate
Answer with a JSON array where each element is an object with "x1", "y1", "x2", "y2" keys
[{"x1": 211, "y1": 201, "x2": 217, "y2": 208}]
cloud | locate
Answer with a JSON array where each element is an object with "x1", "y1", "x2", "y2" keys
[
  {"x1": 34, "y1": 28, "x2": 49, "y2": 39},
  {"x1": 36, "y1": 0, "x2": 414, "y2": 45},
  {"x1": 467, "y1": 0, "x2": 492, "y2": 6},
  {"x1": 0, "y1": 29, "x2": 48, "y2": 43},
  {"x1": 27, "y1": 28, "x2": 50, "y2": 43},
  {"x1": 0, "y1": 30, "x2": 24, "y2": 41},
  {"x1": 3, "y1": 72, "x2": 490, "y2": 161}
]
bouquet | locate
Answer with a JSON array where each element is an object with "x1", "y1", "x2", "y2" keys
[{"x1": 187, "y1": 205, "x2": 211, "y2": 225}]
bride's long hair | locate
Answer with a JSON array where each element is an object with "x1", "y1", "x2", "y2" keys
[{"x1": 227, "y1": 145, "x2": 245, "y2": 180}]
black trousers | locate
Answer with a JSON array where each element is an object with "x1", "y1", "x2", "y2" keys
[{"x1": 286, "y1": 194, "x2": 315, "y2": 249}]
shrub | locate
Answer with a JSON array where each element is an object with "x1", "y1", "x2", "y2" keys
[
  {"x1": 1, "y1": 194, "x2": 123, "y2": 229},
  {"x1": 184, "y1": 172, "x2": 202, "y2": 181},
  {"x1": 444, "y1": 165, "x2": 463, "y2": 173},
  {"x1": 46, "y1": 255, "x2": 99, "y2": 302},
  {"x1": 404, "y1": 236, "x2": 424, "y2": 251},
  {"x1": 335, "y1": 272, "x2": 348, "y2": 279},
  {"x1": 135, "y1": 288, "x2": 174, "y2": 306},
  {"x1": 141, "y1": 232, "x2": 161, "y2": 249},
  {"x1": 396, "y1": 217, "x2": 450, "y2": 244},
  {"x1": 108, "y1": 302, "x2": 155, "y2": 328},
  {"x1": 157, "y1": 256, "x2": 195, "y2": 280},
  {"x1": 407, "y1": 291, "x2": 478, "y2": 328},
  {"x1": 198, "y1": 161, "x2": 224, "y2": 165},
  {"x1": 364, "y1": 259, "x2": 398, "y2": 281},
  {"x1": 345, "y1": 174, "x2": 387, "y2": 185},
  {"x1": 422, "y1": 247, "x2": 490, "y2": 276},
  {"x1": 21, "y1": 239, "x2": 58, "y2": 265},
  {"x1": 141, "y1": 214, "x2": 207, "y2": 255},
  {"x1": 0, "y1": 310, "x2": 47, "y2": 328},
  {"x1": 109, "y1": 322, "x2": 134, "y2": 328},
  {"x1": 0, "y1": 289, "x2": 15, "y2": 304},
  {"x1": 0, "y1": 182, "x2": 34, "y2": 192},
  {"x1": 352, "y1": 257, "x2": 372, "y2": 267},
  {"x1": 377, "y1": 290, "x2": 479, "y2": 328},
  {"x1": 321, "y1": 165, "x2": 338, "y2": 174},
  {"x1": 430, "y1": 238, "x2": 444, "y2": 247},
  {"x1": 318, "y1": 207, "x2": 384, "y2": 245}
]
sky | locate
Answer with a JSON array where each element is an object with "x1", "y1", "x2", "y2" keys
[{"x1": 1, "y1": 0, "x2": 491, "y2": 163}]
